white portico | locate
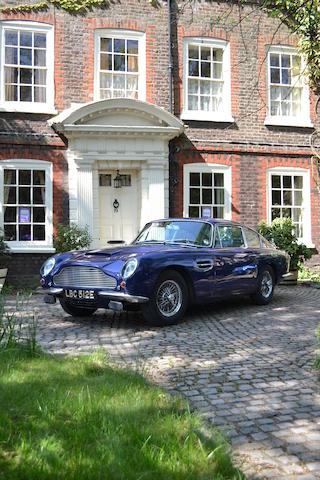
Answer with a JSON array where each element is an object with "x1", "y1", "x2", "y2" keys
[{"x1": 49, "y1": 98, "x2": 184, "y2": 247}]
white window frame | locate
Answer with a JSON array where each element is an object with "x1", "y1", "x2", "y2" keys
[
  {"x1": 0, "y1": 159, "x2": 54, "y2": 253},
  {"x1": 94, "y1": 29, "x2": 146, "y2": 102},
  {"x1": 265, "y1": 46, "x2": 312, "y2": 128},
  {"x1": 183, "y1": 163, "x2": 232, "y2": 219},
  {"x1": 0, "y1": 20, "x2": 55, "y2": 114},
  {"x1": 266, "y1": 167, "x2": 312, "y2": 246},
  {"x1": 181, "y1": 37, "x2": 233, "y2": 123}
]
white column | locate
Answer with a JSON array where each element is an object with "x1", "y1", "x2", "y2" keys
[
  {"x1": 75, "y1": 159, "x2": 94, "y2": 241},
  {"x1": 147, "y1": 164, "x2": 166, "y2": 221},
  {"x1": 139, "y1": 166, "x2": 150, "y2": 229}
]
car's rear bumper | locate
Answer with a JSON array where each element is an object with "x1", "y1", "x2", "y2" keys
[{"x1": 37, "y1": 287, "x2": 149, "y2": 304}]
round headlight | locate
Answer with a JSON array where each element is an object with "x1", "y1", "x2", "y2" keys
[
  {"x1": 122, "y1": 258, "x2": 138, "y2": 280},
  {"x1": 40, "y1": 257, "x2": 56, "y2": 277}
]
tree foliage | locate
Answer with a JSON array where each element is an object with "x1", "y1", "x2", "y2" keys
[{"x1": 251, "y1": 0, "x2": 320, "y2": 95}]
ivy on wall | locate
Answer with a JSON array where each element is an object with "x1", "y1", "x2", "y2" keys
[
  {"x1": 0, "y1": 0, "x2": 156, "y2": 15},
  {"x1": 0, "y1": 1, "x2": 110, "y2": 14}
]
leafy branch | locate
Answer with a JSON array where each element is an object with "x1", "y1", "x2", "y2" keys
[{"x1": 250, "y1": 0, "x2": 320, "y2": 95}]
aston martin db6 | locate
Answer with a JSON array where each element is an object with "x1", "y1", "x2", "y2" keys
[{"x1": 40, "y1": 219, "x2": 289, "y2": 326}]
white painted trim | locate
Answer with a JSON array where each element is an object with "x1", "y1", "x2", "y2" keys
[
  {"x1": 49, "y1": 98, "x2": 184, "y2": 132},
  {"x1": 94, "y1": 29, "x2": 146, "y2": 102},
  {"x1": 0, "y1": 21, "x2": 55, "y2": 113},
  {"x1": 183, "y1": 163, "x2": 232, "y2": 219},
  {"x1": 266, "y1": 166, "x2": 312, "y2": 246},
  {"x1": 0, "y1": 159, "x2": 53, "y2": 251},
  {"x1": 181, "y1": 37, "x2": 233, "y2": 122},
  {"x1": 265, "y1": 45, "x2": 311, "y2": 128}
]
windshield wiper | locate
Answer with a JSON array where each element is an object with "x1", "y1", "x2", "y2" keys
[
  {"x1": 135, "y1": 240, "x2": 167, "y2": 244},
  {"x1": 169, "y1": 240, "x2": 195, "y2": 246}
]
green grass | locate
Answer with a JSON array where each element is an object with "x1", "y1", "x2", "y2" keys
[
  {"x1": 0, "y1": 347, "x2": 242, "y2": 480},
  {"x1": 1, "y1": 282, "x2": 36, "y2": 296}
]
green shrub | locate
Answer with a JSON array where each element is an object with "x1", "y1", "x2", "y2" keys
[
  {"x1": 258, "y1": 218, "x2": 312, "y2": 271},
  {"x1": 53, "y1": 224, "x2": 92, "y2": 253}
]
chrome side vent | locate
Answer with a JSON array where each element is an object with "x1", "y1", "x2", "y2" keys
[{"x1": 194, "y1": 259, "x2": 214, "y2": 272}]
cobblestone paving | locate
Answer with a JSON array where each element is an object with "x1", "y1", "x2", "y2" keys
[{"x1": 6, "y1": 285, "x2": 320, "y2": 479}]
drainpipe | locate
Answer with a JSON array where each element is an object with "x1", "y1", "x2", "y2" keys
[{"x1": 168, "y1": 0, "x2": 172, "y2": 113}]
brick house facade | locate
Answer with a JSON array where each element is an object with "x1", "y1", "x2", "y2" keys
[{"x1": 0, "y1": 0, "x2": 319, "y2": 286}]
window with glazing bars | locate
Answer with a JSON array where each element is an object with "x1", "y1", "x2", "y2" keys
[
  {"x1": 270, "y1": 173, "x2": 304, "y2": 237},
  {"x1": 188, "y1": 171, "x2": 225, "y2": 218},
  {"x1": 99, "y1": 37, "x2": 139, "y2": 99},
  {"x1": 3, "y1": 28, "x2": 47, "y2": 103},
  {"x1": 3, "y1": 169, "x2": 46, "y2": 241}
]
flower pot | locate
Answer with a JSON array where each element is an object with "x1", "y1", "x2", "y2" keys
[
  {"x1": 0, "y1": 268, "x2": 8, "y2": 292},
  {"x1": 281, "y1": 270, "x2": 298, "y2": 285}
]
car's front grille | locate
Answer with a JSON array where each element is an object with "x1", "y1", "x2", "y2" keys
[{"x1": 53, "y1": 266, "x2": 117, "y2": 289}]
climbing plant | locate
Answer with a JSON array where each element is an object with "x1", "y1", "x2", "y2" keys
[
  {"x1": 0, "y1": 0, "x2": 156, "y2": 15},
  {"x1": 0, "y1": 1, "x2": 111, "y2": 14}
]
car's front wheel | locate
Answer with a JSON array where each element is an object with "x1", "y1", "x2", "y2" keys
[
  {"x1": 59, "y1": 298, "x2": 97, "y2": 317},
  {"x1": 141, "y1": 269, "x2": 189, "y2": 326},
  {"x1": 251, "y1": 266, "x2": 275, "y2": 305}
]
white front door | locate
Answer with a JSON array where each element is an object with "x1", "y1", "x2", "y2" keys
[{"x1": 99, "y1": 170, "x2": 138, "y2": 246}]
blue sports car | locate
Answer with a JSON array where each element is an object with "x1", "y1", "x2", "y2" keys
[{"x1": 40, "y1": 219, "x2": 289, "y2": 326}]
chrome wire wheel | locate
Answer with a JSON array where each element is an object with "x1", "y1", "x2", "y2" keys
[
  {"x1": 156, "y1": 279, "x2": 183, "y2": 317},
  {"x1": 261, "y1": 270, "x2": 273, "y2": 298}
]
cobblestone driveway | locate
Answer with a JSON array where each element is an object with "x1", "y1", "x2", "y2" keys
[{"x1": 8, "y1": 285, "x2": 320, "y2": 479}]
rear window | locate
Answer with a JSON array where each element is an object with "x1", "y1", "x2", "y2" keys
[
  {"x1": 260, "y1": 236, "x2": 274, "y2": 249},
  {"x1": 243, "y1": 227, "x2": 261, "y2": 248},
  {"x1": 215, "y1": 225, "x2": 245, "y2": 248}
]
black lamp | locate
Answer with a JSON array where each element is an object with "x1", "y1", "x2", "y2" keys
[{"x1": 113, "y1": 170, "x2": 122, "y2": 188}]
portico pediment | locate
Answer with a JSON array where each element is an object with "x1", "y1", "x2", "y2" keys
[{"x1": 49, "y1": 98, "x2": 185, "y2": 140}]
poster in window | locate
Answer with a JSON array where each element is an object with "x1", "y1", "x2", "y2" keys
[
  {"x1": 19, "y1": 207, "x2": 31, "y2": 223},
  {"x1": 201, "y1": 206, "x2": 211, "y2": 218}
]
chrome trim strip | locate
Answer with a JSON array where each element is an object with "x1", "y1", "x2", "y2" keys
[
  {"x1": 38, "y1": 287, "x2": 148, "y2": 304},
  {"x1": 38, "y1": 287, "x2": 64, "y2": 295},
  {"x1": 98, "y1": 291, "x2": 149, "y2": 303}
]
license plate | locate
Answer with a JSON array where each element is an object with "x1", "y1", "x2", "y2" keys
[{"x1": 64, "y1": 289, "x2": 96, "y2": 300}]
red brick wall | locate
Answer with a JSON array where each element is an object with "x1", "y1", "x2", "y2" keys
[
  {"x1": 1, "y1": 0, "x2": 320, "y2": 279},
  {"x1": 0, "y1": 2, "x2": 172, "y2": 112},
  {"x1": 171, "y1": 144, "x2": 320, "y2": 249}
]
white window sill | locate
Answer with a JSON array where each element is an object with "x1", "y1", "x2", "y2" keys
[
  {"x1": 0, "y1": 104, "x2": 57, "y2": 115},
  {"x1": 8, "y1": 246, "x2": 56, "y2": 254},
  {"x1": 181, "y1": 111, "x2": 235, "y2": 123},
  {"x1": 298, "y1": 239, "x2": 314, "y2": 249},
  {"x1": 264, "y1": 116, "x2": 314, "y2": 128}
]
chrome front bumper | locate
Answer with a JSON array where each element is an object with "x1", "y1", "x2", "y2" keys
[{"x1": 38, "y1": 287, "x2": 149, "y2": 304}]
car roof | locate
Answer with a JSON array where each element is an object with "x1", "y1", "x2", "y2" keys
[{"x1": 151, "y1": 218, "x2": 243, "y2": 227}]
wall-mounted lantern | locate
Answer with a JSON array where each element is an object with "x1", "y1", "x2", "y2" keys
[{"x1": 113, "y1": 170, "x2": 122, "y2": 189}]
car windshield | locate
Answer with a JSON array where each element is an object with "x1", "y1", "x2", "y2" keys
[{"x1": 133, "y1": 220, "x2": 212, "y2": 247}]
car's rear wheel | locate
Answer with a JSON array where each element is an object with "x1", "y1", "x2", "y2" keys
[
  {"x1": 59, "y1": 298, "x2": 97, "y2": 317},
  {"x1": 251, "y1": 266, "x2": 275, "y2": 305},
  {"x1": 141, "y1": 269, "x2": 188, "y2": 326}
]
